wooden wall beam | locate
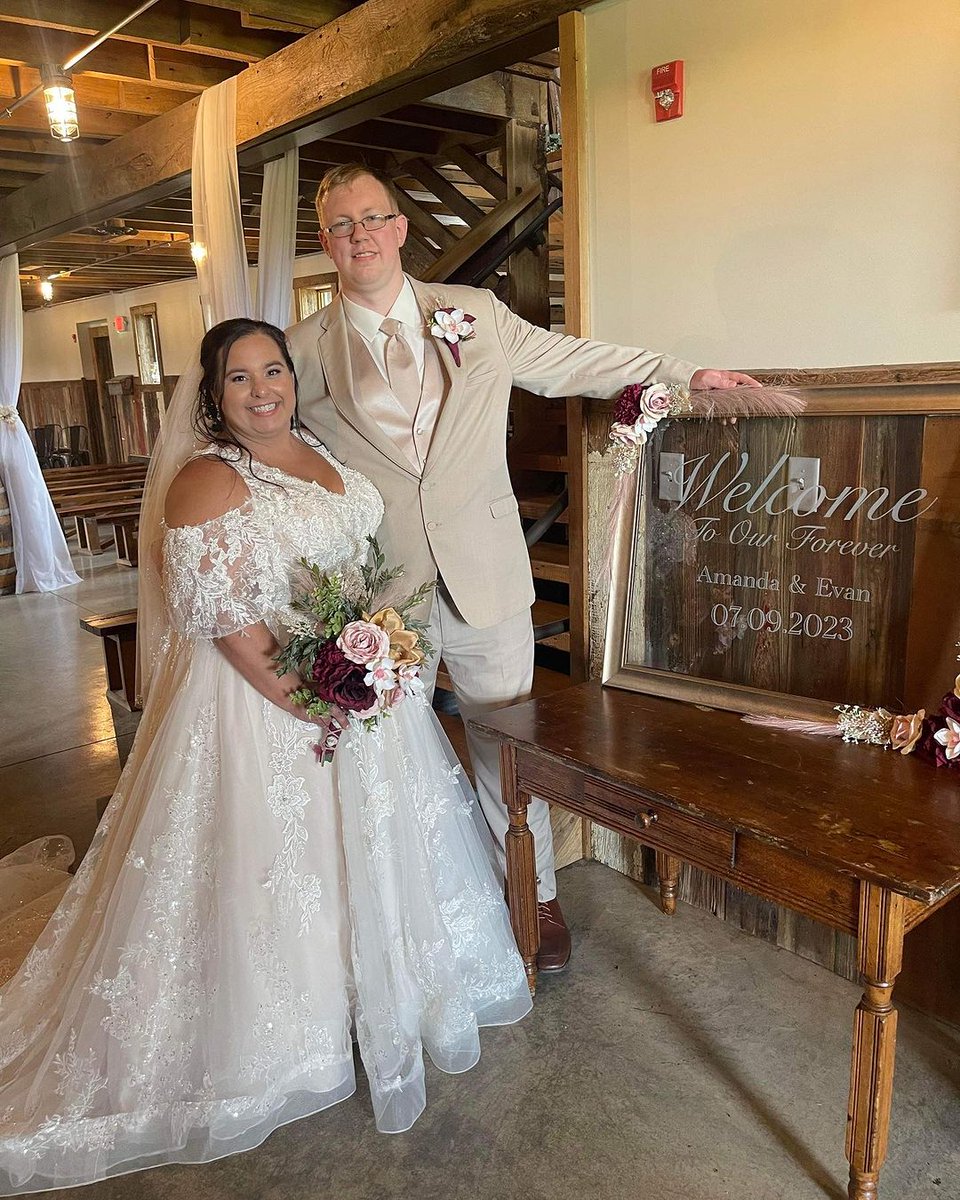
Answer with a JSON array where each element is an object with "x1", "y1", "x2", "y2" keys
[{"x1": 0, "y1": 2, "x2": 563, "y2": 256}]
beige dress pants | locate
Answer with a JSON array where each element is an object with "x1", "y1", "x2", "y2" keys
[{"x1": 420, "y1": 585, "x2": 557, "y2": 902}]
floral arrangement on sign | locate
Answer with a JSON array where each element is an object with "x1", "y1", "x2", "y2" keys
[
  {"x1": 275, "y1": 539, "x2": 435, "y2": 763},
  {"x1": 748, "y1": 657, "x2": 960, "y2": 769},
  {"x1": 608, "y1": 381, "x2": 805, "y2": 475}
]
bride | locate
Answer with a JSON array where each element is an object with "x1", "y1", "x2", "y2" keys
[{"x1": 0, "y1": 318, "x2": 531, "y2": 1194}]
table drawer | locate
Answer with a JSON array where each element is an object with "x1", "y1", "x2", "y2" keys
[{"x1": 583, "y1": 778, "x2": 735, "y2": 872}]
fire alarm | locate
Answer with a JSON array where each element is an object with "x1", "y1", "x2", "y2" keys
[
  {"x1": 113, "y1": 315, "x2": 129, "y2": 332},
  {"x1": 651, "y1": 60, "x2": 684, "y2": 121}
]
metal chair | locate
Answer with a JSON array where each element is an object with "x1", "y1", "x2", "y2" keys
[{"x1": 59, "y1": 425, "x2": 91, "y2": 467}]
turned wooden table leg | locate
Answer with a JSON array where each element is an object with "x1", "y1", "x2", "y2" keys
[
  {"x1": 655, "y1": 851, "x2": 681, "y2": 915},
  {"x1": 501, "y1": 741, "x2": 539, "y2": 995},
  {"x1": 845, "y1": 883, "x2": 906, "y2": 1200}
]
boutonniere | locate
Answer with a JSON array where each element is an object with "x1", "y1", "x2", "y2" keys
[{"x1": 428, "y1": 305, "x2": 476, "y2": 367}]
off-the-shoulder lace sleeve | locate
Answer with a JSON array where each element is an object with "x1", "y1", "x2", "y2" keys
[{"x1": 162, "y1": 501, "x2": 278, "y2": 639}]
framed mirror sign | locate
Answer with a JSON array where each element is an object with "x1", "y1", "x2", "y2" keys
[{"x1": 602, "y1": 384, "x2": 960, "y2": 720}]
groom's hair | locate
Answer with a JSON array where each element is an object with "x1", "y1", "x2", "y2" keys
[{"x1": 314, "y1": 164, "x2": 402, "y2": 224}]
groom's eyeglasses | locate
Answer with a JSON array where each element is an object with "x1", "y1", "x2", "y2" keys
[{"x1": 323, "y1": 214, "x2": 399, "y2": 238}]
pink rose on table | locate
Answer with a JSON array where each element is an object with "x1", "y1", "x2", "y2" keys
[
  {"x1": 337, "y1": 620, "x2": 390, "y2": 666},
  {"x1": 889, "y1": 710, "x2": 924, "y2": 754}
]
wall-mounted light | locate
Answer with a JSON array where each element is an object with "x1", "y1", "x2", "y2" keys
[
  {"x1": 41, "y1": 65, "x2": 79, "y2": 142},
  {"x1": 190, "y1": 241, "x2": 207, "y2": 265},
  {"x1": 40, "y1": 280, "x2": 54, "y2": 302}
]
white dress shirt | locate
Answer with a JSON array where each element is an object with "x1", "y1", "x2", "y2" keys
[{"x1": 342, "y1": 277, "x2": 426, "y2": 384}]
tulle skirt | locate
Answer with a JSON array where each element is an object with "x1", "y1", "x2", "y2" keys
[{"x1": 0, "y1": 638, "x2": 531, "y2": 1194}]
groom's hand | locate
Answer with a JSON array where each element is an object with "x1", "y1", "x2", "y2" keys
[{"x1": 690, "y1": 368, "x2": 761, "y2": 389}]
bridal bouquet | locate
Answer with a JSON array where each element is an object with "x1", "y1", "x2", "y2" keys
[{"x1": 276, "y1": 539, "x2": 435, "y2": 763}]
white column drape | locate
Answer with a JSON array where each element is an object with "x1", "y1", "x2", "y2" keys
[
  {"x1": 191, "y1": 76, "x2": 252, "y2": 329},
  {"x1": 136, "y1": 79, "x2": 300, "y2": 701},
  {"x1": 0, "y1": 254, "x2": 80, "y2": 594},
  {"x1": 257, "y1": 149, "x2": 299, "y2": 329}
]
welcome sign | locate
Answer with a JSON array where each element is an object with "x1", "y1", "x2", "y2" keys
[{"x1": 603, "y1": 387, "x2": 960, "y2": 719}]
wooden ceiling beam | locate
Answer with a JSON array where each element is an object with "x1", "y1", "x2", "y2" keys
[
  {"x1": 1, "y1": 66, "x2": 192, "y2": 118},
  {"x1": 0, "y1": 1, "x2": 563, "y2": 255},
  {"x1": 0, "y1": 20, "x2": 241, "y2": 89},
  {"x1": 198, "y1": 0, "x2": 350, "y2": 26},
  {"x1": 0, "y1": 98, "x2": 147, "y2": 139},
  {"x1": 0, "y1": 2, "x2": 295, "y2": 63},
  {"x1": 0, "y1": 130, "x2": 107, "y2": 157}
]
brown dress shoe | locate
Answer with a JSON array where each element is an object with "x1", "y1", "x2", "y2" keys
[{"x1": 537, "y1": 898, "x2": 571, "y2": 971}]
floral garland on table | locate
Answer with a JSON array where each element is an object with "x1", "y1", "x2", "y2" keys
[
  {"x1": 0, "y1": 405, "x2": 18, "y2": 426},
  {"x1": 426, "y1": 303, "x2": 476, "y2": 367},
  {"x1": 749, "y1": 653, "x2": 960, "y2": 770}
]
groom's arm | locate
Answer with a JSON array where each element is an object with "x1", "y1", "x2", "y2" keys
[{"x1": 486, "y1": 293, "x2": 755, "y2": 395}]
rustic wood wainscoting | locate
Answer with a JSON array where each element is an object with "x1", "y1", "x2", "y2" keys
[
  {"x1": 583, "y1": 363, "x2": 960, "y2": 1029},
  {"x1": 18, "y1": 376, "x2": 174, "y2": 464}
]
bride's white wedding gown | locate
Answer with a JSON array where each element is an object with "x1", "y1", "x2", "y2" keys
[{"x1": 0, "y1": 445, "x2": 531, "y2": 1194}]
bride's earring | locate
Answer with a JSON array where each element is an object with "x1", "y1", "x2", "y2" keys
[{"x1": 203, "y1": 394, "x2": 224, "y2": 433}]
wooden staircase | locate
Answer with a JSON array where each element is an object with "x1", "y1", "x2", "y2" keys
[{"x1": 380, "y1": 62, "x2": 576, "y2": 686}]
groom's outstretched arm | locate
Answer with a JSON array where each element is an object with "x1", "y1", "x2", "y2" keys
[{"x1": 486, "y1": 292, "x2": 756, "y2": 396}]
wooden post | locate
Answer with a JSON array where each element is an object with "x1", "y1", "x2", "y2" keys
[
  {"x1": 501, "y1": 740, "x2": 540, "y2": 994},
  {"x1": 845, "y1": 882, "x2": 906, "y2": 1200}
]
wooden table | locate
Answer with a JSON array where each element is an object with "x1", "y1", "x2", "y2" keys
[{"x1": 474, "y1": 682, "x2": 960, "y2": 1200}]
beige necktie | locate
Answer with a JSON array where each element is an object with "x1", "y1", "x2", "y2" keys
[{"x1": 380, "y1": 317, "x2": 421, "y2": 406}]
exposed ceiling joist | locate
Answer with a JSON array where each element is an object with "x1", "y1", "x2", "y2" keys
[{"x1": 0, "y1": 0, "x2": 564, "y2": 256}]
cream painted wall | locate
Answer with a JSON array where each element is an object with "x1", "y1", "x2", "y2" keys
[
  {"x1": 21, "y1": 250, "x2": 336, "y2": 383},
  {"x1": 584, "y1": 0, "x2": 960, "y2": 368}
]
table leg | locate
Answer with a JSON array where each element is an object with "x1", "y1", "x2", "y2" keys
[
  {"x1": 655, "y1": 851, "x2": 681, "y2": 915},
  {"x1": 845, "y1": 883, "x2": 905, "y2": 1200},
  {"x1": 500, "y1": 741, "x2": 539, "y2": 995}
]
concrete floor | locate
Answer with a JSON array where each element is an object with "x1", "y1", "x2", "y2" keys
[{"x1": 2, "y1": 546, "x2": 959, "y2": 1200}]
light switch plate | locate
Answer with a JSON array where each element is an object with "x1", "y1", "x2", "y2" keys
[
  {"x1": 659, "y1": 452, "x2": 685, "y2": 502},
  {"x1": 786, "y1": 456, "x2": 820, "y2": 515}
]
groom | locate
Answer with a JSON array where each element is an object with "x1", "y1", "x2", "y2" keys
[{"x1": 288, "y1": 164, "x2": 757, "y2": 971}]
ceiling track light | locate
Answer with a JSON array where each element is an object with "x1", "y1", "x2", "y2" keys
[{"x1": 40, "y1": 280, "x2": 54, "y2": 302}]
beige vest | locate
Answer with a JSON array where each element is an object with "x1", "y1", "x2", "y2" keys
[{"x1": 345, "y1": 321, "x2": 445, "y2": 473}]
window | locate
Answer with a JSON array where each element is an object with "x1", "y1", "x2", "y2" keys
[
  {"x1": 130, "y1": 303, "x2": 164, "y2": 386},
  {"x1": 294, "y1": 271, "x2": 338, "y2": 321}
]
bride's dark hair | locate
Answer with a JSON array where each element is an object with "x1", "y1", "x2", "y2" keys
[{"x1": 195, "y1": 318, "x2": 305, "y2": 476}]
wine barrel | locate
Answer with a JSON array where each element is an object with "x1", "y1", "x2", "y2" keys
[{"x1": 0, "y1": 478, "x2": 16, "y2": 595}]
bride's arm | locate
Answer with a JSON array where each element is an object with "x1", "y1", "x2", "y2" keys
[
  {"x1": 164, "y1": 456, "x2": 319, "y2": 724},
  {"x1": 214, "y1": 623, "x2": 315, "y2": 722}
]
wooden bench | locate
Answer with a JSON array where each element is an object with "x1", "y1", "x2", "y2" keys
[{"x1": 79, "y1": 610, "x2": 141, "y2": 768}]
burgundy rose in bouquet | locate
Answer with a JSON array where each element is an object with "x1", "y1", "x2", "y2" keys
[{"x1": 275, "y1": 539, "x2": 434, "y2": 763}]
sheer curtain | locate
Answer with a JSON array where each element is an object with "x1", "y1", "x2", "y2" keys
[
  {"x1": 0, "y1": 254, "x2": 80, "y2": 594},
  {"x1": 136, "y1": 78, "x2": 300, "y2": 702}
]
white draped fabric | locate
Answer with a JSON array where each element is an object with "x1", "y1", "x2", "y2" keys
[
  {"x1": 191, "y1": 75, "x2": 251, "y2": 329},
  {"x1": 0, "y1": 255, "x2": 80, "y2": 594},
  {"x1": 257, "y1": 149, "x2": 299, "y2": 328}
]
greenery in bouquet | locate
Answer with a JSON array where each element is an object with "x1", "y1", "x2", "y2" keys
[{"x1": 275, "y1": 538, "x2": 436, "y2": 762}]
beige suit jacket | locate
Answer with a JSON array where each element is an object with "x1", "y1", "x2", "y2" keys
[{"x1": 287, "y1": 276, "x2": 698, "y2": 629}]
